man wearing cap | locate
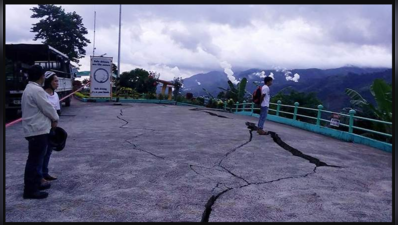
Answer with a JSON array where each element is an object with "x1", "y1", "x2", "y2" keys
[{"x1": 21, "y1": 65, "x2": 59, "y2": 199}]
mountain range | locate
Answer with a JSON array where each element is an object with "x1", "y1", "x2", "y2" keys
[{"x1": 180, "y1": 66, "x2": 392, "y2": 112}]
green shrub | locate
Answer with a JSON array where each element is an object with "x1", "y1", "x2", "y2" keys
[
  {"x1": 146, "y1": 92, "x2": 157, "y2": 99},
  {"x1": 74, "y1": 92, "x2": 88, "y2": 98},
  {"x1": 217, "y1": 100, "x2": 224, "y2": 108},
  {"x1": 196, "y1": 97, "x2": 204, "y2": 105}
]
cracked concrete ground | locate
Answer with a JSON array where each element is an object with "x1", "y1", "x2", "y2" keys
[{"x1": 5, "y1": 98, "x2": 392, "y2": 222}]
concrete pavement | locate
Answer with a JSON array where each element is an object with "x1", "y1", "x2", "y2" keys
[{"x1": 5, "y1": 98, "x2": 392, "y2": 222}]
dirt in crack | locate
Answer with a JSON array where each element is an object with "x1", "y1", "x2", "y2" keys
[{"x1": 246, "y1": 122, "x2": 341, "y2": 169}]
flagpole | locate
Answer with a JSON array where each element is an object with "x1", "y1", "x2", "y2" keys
[
  {"x1": 93, "y1": 11, "x2": 96, "y2": 57},
  {"x1": 117, "y1": 4, "x2": 122, "y2": 79}
]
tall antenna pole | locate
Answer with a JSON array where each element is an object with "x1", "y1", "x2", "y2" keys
[
  {"x1": 117, "y1": 5, "x2": 122, "y2": 79},
  {"x1": 93, "y1": 11, "x2": 96, "y2": 56}
]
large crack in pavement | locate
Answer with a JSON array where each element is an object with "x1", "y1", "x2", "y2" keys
[
  {"x1": 217, "y1": 131, "x2": 253, "y2": 166},
  {"x1": 200, "y1": 122, "x2": 343, "y2": 222},
  {"x1": 190, "y1": 108, "x2": 229, "y2": 119},
  {"x1": 247, "y1": 122, "x2": 341, "y2": 170},
  {"x1": 200, "y1": 169, "x2": 316, "y2": 222},
  {"x1": 116, "y1": 107, "x2": 341, "y2": 222},
  {"x1": 201, "y1": 187, "x2": 233, "y2": 222},
  {"x1": 204, "y1": 111, "x2": 229, "y2": 118},
  {"x1": 268, "y1": 131, "x2": 342, "y2": 170}
]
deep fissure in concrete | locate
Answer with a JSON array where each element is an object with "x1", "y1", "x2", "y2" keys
[
  {"x1": 201, "y1": 187, "x2": 233, "y2": 222},
  {"x1": 246, "y1": 122, "x2": 341, "y2": 169},
  {"x1": 190, "y1": 108, "x2": 229, "y2": 118},
  {"x1": 116, "y1": 109, "x2": 342, "y2": 222},
  {"x1": 204, "y1": 111, "x2": 229, "y2": 118},
  {"x1": 201, "y1": 122, "x2": 343, "y2": 222},
  {"x1": 200, "y1": 171, "x2": 317, "y2": 222},
  {"x1": 268, "y1": 131, "x2": 342, "y2": 169}
]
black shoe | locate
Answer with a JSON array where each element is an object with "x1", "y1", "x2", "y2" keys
[
  {"x1": 43, "y1": 175, "x2": 57, "y2": 181},
  {"x1": 23, "y1": 191, "x2": 49, "y2": 199},
  {"x1": 39, "y1": 182, "x2": 51, "y2": 190}
]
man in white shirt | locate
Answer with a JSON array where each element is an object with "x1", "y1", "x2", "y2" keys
[
  {"x1": 21, "y1": 65, "x2": 59, "y2": 199},
  {"x1": 257, "y1": 77, "x2": 273, "y2": 135}
]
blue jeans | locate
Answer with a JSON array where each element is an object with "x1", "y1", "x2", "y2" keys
[
  {"x1": 41, "y1": 144, "x2": 54, "y2": 178},
  {"x1": 24, "y1": 134, "x2": 49, "y2": 193},
  {"x1": 257, "y1": 106, "x2": 269, "y2": 130}
]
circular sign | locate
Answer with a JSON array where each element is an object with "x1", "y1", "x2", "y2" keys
[{"x1": 94, "y1": 68, "x2": 109, "y2": 83}]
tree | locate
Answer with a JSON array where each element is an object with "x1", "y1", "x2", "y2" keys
[
  {"x1": 73, "y1": 80, "x2": 82, "y2": 91},
  {"x1": 30, "y1": 4, "x2": 91, "y2": 63},
  {"x1": 172, "y1": 77, "x2": 183, "y2": 101},
  {"x1": 218, "y1": 78, "x2": 249, "y2": 103},
  {"x1": 217, "y1": 91, "x2": 225, "y2": 99},
  {"x1": 119, "y1": 68, "x2": 158, "y2": 93},
  {"x1": 271, "y1": 89, "x2": 323, "y2": 123},
  {"x1": 112, "y1": 63, "x2": 118, "y2": 75},
  {"x1": 345, "y1": 79, "x2": 392, "y2": 142},
  {"x1": 345, "y1": 79, "x2": 392, "y2": 122},
  {"x1": 202, "y1": 88, "x2": 214, "y2": 99}
]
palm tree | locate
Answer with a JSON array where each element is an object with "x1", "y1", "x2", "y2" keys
[
  {"x1": 345, "y1": 79, "x2": 392, "y2": 142},
  {"x1": 345, "y1": 79, "x2": 392, "y2": 122}
]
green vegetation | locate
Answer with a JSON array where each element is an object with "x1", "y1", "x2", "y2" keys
[{"x1": 31, "y1": 4, "x2": 90, "y2": 63}]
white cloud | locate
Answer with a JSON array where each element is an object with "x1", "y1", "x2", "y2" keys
[
  {"x1": 6, "y1": 4, "x2": 392, "y2": 80},
  {"x1": 268, "y1": 72, "x2": 274, "y2": 80}
]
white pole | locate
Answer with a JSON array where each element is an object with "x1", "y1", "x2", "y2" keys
[
  {"x1": 117, "y1": 5, "x2": 122, "y2": 79},
  {"x1": 93, "y1": 11, "x2": 96, "y2": 57}
]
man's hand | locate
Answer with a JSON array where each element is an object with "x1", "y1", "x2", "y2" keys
[{"x1": 51, "y1": 121, "x2": 58, "y2": 129}]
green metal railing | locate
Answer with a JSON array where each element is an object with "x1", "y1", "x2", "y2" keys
[{"x1": 228, "y1": 101, "x2": 392, "y2": 141}]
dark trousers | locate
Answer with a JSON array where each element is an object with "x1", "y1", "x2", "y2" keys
[
  {"x1": 42, "y1": 144, "x2": 53, "y2": 177},
  {"x1": 24, "y1": 134, "x2": 49, "y2": 193}
]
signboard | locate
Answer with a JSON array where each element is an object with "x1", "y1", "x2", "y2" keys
[
  {"x1": 90, "y1": 56, "x2": 112, "y2": 97},
  {"x1": 330, "y1": 113, "x2": 341, "y2": 127}
]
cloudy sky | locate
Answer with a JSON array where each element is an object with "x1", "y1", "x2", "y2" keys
[{"x1": 6, "y1": 4, "x2": 392, "y2": 80}]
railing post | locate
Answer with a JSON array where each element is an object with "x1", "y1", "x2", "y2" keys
[
  {"x1": 293, "y1": 102, "x2": 299, "y2": 120},
  {"x1": 251, "y1": 102, "x2": 254, "y2": 115},
  {"x1": 236, "y1": 102, "x2": 239, "y2": 112},
  {"x1": 276, "y1": 100, "x2": 281, "y2": 116},
  {"x1": 242, "y1": 101, "x2": 246, "y2": 111},
  {"x1": 349, "y1": 109, "x2": 356, "y2": 133},
  {"x1": 317, "y1": 105, "x2": 323, "y2": 126}
]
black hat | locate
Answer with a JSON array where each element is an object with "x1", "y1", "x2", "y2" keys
[{"x1": 49, "y1": 127, "x2": 68, "y2": 151}]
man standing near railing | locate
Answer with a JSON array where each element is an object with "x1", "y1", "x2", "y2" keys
[{"x1": 257, "y1": 77, "x2": 273, "y2": 135}]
